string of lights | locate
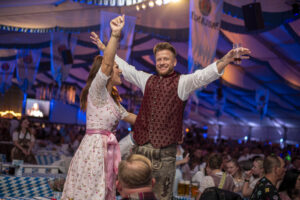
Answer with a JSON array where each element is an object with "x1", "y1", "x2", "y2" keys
[
  {"x1": 135, "y1": 0, "x2": 181, "y2": 11},
  {"x1": 0, "y1": 110, "x2": 22, "y2": 118}
]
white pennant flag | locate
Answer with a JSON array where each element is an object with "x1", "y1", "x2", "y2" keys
[
  {"x1": 16, "y1": 49, "x2": 41, "y2": 93},
  {"x1": 186, "y1": 0, "x2": 223, "y2": 117},
  {"x1": 50, "y1": 32, "x2": 77, "y2": 87},
  {"x1": 188, "y1": 0, "x2": 224, "y2": 72},
  {"x1": 0, "y1": 60, "x2": 16, "y2": 94},
  {"x1": 0, "y1": 49, "x2": 17, "y2": 94}
]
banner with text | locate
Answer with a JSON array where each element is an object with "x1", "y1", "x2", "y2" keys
[{"x1": 188, "y1": 0, "x2": 223, "y2": 72}]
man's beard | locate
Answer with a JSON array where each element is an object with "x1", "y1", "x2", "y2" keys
[{"x1": 157, "y1": 68, "x2": 174, "y2": 76}]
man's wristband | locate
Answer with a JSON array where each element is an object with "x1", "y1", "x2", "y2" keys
[{"x1": 244, "y1": 179, "x2": 250, "y2": 182}]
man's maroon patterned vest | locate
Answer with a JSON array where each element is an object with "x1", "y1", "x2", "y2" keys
[{"x1": 133, "y1": 71, "x2": 186, "y2": 148}]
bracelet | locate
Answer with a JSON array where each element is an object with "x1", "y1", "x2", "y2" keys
[
  {"x1": 244, "y1": 179, "x2": 250, "y2": 182},
  {"x1": 111, "y1": 32, "x2": 121, "y2": 38}
]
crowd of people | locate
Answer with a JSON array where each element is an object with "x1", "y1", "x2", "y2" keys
[
  {"x1": 1, "y1": 116, "x2": 300, "y2": 199},
  {"x1": 0, "y1": 117, "x2": 86, "y2": 161},
  {"x1": 0, "y1": 14, "x2": 299, "y2": 200},
  {"x1": 174, "y1": 131, "x2": 300, "y2": 199}
]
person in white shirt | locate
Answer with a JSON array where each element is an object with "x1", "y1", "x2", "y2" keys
[
  {"x1": 173, "y1": 143, "x2": 189, "y2": 195},
  {"x1": 193, "y1": 153, "x2": 235, "y2": 199},
  {"x1": 91, "y1": 33, "x2": 250, "y2": 199},
  {"x1": 238, "y1": 147, "x2": 252, "y2": 162},
  {"x1": 27, "y1": 102, "x2": 43, "y2": 117}
]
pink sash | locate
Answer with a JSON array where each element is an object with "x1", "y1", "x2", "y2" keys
[{"x1": 86, "y1": 129, "x2": 121, "y2": 198}]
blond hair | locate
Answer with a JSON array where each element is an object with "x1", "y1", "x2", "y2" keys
[
  {"x1": 118, "y1": 154, "x2": 152, "y2": 189},
  {"x1": 153, "y1": 42, "x2": 177, "y2": 57},
  {"x1": 254, "y1": 157, "x2": 264, "y2": 169},
  {"x1": 264, "y1": 155, "x2": 281, "y2": 174}
]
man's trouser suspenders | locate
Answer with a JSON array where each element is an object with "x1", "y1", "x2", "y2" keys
[{"x1": 218, "y1": 173, "x2": 227, "y2": 189}]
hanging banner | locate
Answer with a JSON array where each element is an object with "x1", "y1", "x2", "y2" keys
[
  {"x1": 50, "y1": 33, "x2": 77, "y2": 87},
  {"x1": 0, "y1": 49, "x2": 17, "y2": 94},
  {"x1": 16, "y1": 49, "x2": 41, "y2": 93},
  {"x1": 188, "y1": 0, "x2": 224, "y2": 72},
  {"x1": 186, "y1": 0, "x2": 224, "y2": 117},
  {"x1": 0, "y1": 60, "x2": 16, "y2": 94},
  {"x1": 100, "y1": 11, "x2": 136, "y2": 61}
]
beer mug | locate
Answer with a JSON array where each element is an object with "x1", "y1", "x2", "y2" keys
[
  {"x1": 177, "y1": 180, "x2": 185, "y2": 196},
  {"x1": 191, "y1": 182, "x2": 199, "y2": 198},
  {"x1": 184, "y1": 180, "x2": 190, "y2": 196}
]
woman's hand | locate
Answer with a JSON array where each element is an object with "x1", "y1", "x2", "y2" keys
[
  {"x1": 26, "y1": 149, "x2": 32, "y2": 155},
  {"x1": 182, "y1": 153, "x2": 190, "y2": 164},
  {"x1": 21, "y1": 148, "x2": 28, "y2": 155},
  {"x1": 110, "y1": 15, "x2": 125, "y2": 36},
  {"x1": 90, "y1": 32, "x2": 106, "y2": 51}
]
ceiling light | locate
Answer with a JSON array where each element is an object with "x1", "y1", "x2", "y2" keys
[
  {"x1": 149, "y1": 1, "x2": 154, "y2": 7},
  {"x1": 155, "y1": 0, "x2": 162, "y2": 6}
]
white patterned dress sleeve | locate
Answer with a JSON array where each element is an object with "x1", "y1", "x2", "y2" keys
[
  {"x1": 88, "y1": 68, "x2": 110, "y2": 107},
  {"x1": 119, "y1": 104, "x2": 129, "y2": 120}
]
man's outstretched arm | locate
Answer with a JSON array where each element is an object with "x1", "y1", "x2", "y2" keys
[
  {"x1": 178, "y1": 47, "x2": 251, "y2": 101},
  {"x1": 216, "y1": 47, "x2": 251, "y2": 73}
]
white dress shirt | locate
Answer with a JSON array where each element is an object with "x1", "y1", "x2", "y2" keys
[{"x1": 115, "y1": 55, "x2": 224, "y2": 101}]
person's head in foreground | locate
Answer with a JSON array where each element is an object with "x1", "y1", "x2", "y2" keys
[
  {"x1": 264, "y1": 155, "x2": 286, "y2": 184},
  {"x1": 117, "y1": 154, "x2": 155, "y2": 198}
]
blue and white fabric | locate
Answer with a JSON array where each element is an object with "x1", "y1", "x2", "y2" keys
[
  {"x1": 35, "y1": 155, "x2": 60, "y2": 166},
  {"x1": 0, "y1": 176, "x2": 53, "y2": 198}
]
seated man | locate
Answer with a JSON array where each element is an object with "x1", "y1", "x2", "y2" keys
[
  {"x1": 193, "y1": 153, "x2": 235, "y2": 199},
  {"x1": 117, "y1": 154, "x2": 157, "y2": 200},
  {"x1": 250, "y1": 155, "x2": 285, "y2": 200}
]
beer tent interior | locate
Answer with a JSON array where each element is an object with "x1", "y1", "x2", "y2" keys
[{"x1": 0, "y1": 0, "x2": 300, "y2": 144}]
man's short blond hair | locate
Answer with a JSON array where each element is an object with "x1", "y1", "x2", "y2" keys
[
  {"x1": 118, "y1": 154, "x2": 153, "y2": 189},
  {"x1": 254, "y1": 157, "x2": 264, "y2": 169},
  {"x1": 264, "y1": 155, "x2": 281, "y2": 174},
  {"x1": 153, "y1": 42, "x2": 177, "y2": 57}
]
